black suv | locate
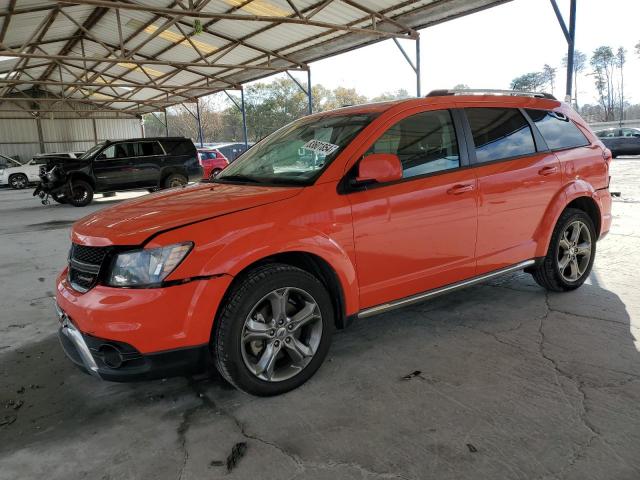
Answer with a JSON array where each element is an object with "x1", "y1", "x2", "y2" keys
[{"x1": 34, "y1": 137, "x2": 201, "y2": 207}]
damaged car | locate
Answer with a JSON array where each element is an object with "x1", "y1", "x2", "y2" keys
[{"x1": 34, "y1": 137, "x2": 201, "y2": 206}]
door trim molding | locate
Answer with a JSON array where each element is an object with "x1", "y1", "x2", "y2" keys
[{"x1": 357, "y1": 259, "x2": 536, "y2": 318}]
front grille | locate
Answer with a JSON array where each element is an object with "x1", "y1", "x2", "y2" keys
[
  {"x1": 71, "y1": 244, "x2": 108, "y2": 265},
  {"x1": 68, "y1": 244, "x2": 109, "y2": 293}
]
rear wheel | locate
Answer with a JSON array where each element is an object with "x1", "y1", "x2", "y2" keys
[
  {"x1": 68, "y1": 180, "x2": 94, "y2": 207},
  {"x1": 163, "y1": 173, "x2": 188, "y2": 189},
  {"x1": 530, "y1": 208, "x2": 596, "y2": 292},
  {"x1": 209, "y1": 168, "x2": 222, "y2": 180},
  {"x1": 9, "y1": 173, "x2": 28, "y2": 189},
  {"x1": 214, "y1": 264, "x2": 334, "y2": 396}
]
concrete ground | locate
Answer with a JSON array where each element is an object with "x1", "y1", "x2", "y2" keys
[{"x1": 0, "y1": 161, "x2": 639, "y2": 480}]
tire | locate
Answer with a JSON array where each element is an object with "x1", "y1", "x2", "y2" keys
[
  {"x1": 163, "y1": 173, "x2": 188, "y2": 189},
  {"x1": 530, "y1": 208, "x2": 596, "y2": 292},
  {"x1": 51, "y1": 193, "x2": 67, "y2": 204},
  {"x1": 8, "y1": 173, "x2": 28, "y2": 189},
  {"x1": 214, "y1": 263, "x2": 334, "y2": 396},
  {"x1": 209, "y1": 168, "x2": 222, "y2": 180},
  {"x1": 68, "y1": 180, "x2": 94, "y2": 207}
]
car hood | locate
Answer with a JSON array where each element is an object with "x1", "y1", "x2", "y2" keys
[
  {"x1": 44, "y1": 157, "x2": 89, "y2": 171},
  {"x1": 71, "y1": 182, "x2": 303, "y2": 246}
]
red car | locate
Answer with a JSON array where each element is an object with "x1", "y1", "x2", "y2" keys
[
  {"x1": 197, "y1": 148, "x2": 229, "y2": 179},
  {"x1": 55, "y1": 90, "x2": 611, "y2": 396}
]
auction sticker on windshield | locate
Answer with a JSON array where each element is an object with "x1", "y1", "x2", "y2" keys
[{"x1": 302, "y1": 139, "x2": 340, "y2": 156}]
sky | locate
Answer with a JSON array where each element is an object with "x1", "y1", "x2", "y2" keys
[{"x1": 245, "y1": 0, "x2": 640, "y2": 106}]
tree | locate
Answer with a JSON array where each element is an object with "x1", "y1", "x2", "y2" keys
[
  {"x1": 562, "y1": 50, "x2": 587, "y2": 108},
  {"x1": 371, "y1": 88, "x2": 410, "y2": 102},
  {"x1": 616, "y1": 47, "x2": 627, "y2": 124},
  {"x1": 542, "y1": 64, "x2": 557, "y2": 94},
  {"x1": 452, "y1": 83, "x2": 470, "y2": 91},
  {"x1": 591, "y1": 46, "x2": 617, "y2": 121},
  {"x1": 511, "y1": 72, "x2": 546, "y2": 92}
]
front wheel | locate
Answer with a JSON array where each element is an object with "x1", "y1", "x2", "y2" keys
[
  {"x1": 163, "y1": 173, "x2": 187, "y2": 189},
  {"x1": 9, "y1": 174, "x2": 28, "y2": 189},
  {"x1": 530, "y1": 208, "x2": 596, "y2": 292},
  {"x1": 213, "y1": 264, "x2": 334, "y2": 396},
  {"x1": 68, "y1": 180, "x2": 94, "y2": 207}
]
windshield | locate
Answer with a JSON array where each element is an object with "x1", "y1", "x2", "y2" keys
[
  {"x1": 215, "y1": 112, "x2": 377, "y2": 186},
  {"x1": 81, "y1": 142, "x2": 106, "y2": 159}
]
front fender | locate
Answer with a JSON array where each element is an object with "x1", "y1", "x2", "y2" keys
[
  {"x1": 534, "y1": 179, "x2": 599, "y2": 258},
  {"x1": 151, "y1": 194, "x2": 360, "y2": 316}
]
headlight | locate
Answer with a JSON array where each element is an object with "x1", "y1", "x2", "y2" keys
[
  {"x1": 107, "y1": 242, "x2": 193, "y2": 287},
  {"x1": 0, "y1": 169, "x2": 4, "y2": 175}
]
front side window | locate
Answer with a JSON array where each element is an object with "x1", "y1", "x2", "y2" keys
[
  {"x1": 368, "y1": 109, "x2": 460, "y2": 179},
  {"x1": 526, "y1": 109, "x2": 589, "y2": 150},
  {"x1": 216, "y1": 113, "x2": 377, "y2": 186},
  {"x1": 466, "y1": 108, "x2": 536, "y2": 163}
]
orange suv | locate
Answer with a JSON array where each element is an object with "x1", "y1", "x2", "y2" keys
[{"x1": 56, "y1": 90, "x2": 612, "y2": 395}]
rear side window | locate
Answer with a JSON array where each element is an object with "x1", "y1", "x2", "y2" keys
[
  {"x1": 134, "y1": 141, "x2": 163, "y2": 156},
  {"x1": 368, "y1": 109, "x2": 460, "y2": 179},
  {"x1": 526, "y1": 110, "x2": 589, "y2": 150},
  {"x1": 466, "y1": 108, "x2": 536, "y2": 163},
  {"x1": 162, "y1": 140, "x2": 196, "y2": 155}
]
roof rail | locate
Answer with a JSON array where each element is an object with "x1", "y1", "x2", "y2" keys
[{"x1": 426, "y1": 89, "x2": 557, "y2": 100}]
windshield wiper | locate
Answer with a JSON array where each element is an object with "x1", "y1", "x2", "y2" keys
[{"x1": 216, "y1": 174, "x2": 263, "y2": 184}]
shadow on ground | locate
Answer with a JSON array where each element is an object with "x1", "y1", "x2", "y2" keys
[{"x1": 1, "y1": 273, "x2": 639, "y2": 480}]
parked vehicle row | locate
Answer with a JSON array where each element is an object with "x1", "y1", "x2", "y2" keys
[
  {"x1": 595, "y1": 127, "x2": 640, "y2": 157},
  {"x1": 34, "y1": 137, "x2": 201, "y2": 206},
  {"x1": 197, "y1": 147, "x2": 229, "y2": 179},
  {"x1": 54, "y1": 91, "x2": 612, "y2": 396}
]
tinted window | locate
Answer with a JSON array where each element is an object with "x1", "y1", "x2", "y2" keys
[
  {"x1": 31, "y1": 157, "x2": 49, "y2": 165},
  {"x1": 102, "y1": 143, "x2": 135, "y2": 159},
  {"x1": 135, "y1": 141, "x2": 163, "y2": 156},
  {"x1": 162, "y1": 140, "x2": 195, "y2": 155},
  {"x1": 621, "y1": 128, "x2": 640, "y2": 138},
  {"x1": 466, "y1": 108, "x2": 536, "y2": 163},
  {"x1": 369, "y1": 110, "x2": 460, "y2": 179},
  {"x1": 526, "y1": 109, "x2": 589, "y2": 150}
]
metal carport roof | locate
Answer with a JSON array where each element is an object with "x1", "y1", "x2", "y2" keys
[{"x1": 0, "y1": 0, "x2": 513, "y2": 118}]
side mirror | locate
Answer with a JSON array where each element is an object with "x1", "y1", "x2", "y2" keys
[{"x1": 354, "y1": 153, "x2": 402, "y2": 185}]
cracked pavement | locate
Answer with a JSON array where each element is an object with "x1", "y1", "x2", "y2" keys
[{"x1": 1, "y1": 160, "x2": 639, "y2": 480}]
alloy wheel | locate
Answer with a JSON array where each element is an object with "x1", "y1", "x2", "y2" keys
[
  {"x1": 557, "y1": 220, "x2": 592, "y2": 282},
  {"x1": 241, "y1": 287, "x2": 322, "y2": 382}
]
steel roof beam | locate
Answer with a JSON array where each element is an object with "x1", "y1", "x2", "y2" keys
[{"x1": 58, "y1": 0, "x2": 417, "y2": 40}]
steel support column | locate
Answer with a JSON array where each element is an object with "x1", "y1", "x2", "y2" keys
[
  {"x1": 164, "y1": 108, "x2": 169, "y2": 137},
  {"x1": 224, "y1": 89, "x2": 248, "y2": 148},
  {"x1": 195, "y1": 98, "x2": 204, "y2": 147},
  {"x1": 240, "y1": 88, "x2": 248, "y2": 149},
  {"x1": 393, "y1": 36, "x2": 421, "y2": 97},
  {"x1": 286, "y1": 70, "x2": 312, "y2": 114},
  {"x1": 307, "y1": 69, "x2": 312, "y2": 114},
  {"x1": 550, "y1": 0, "x2": 577, "y2": 103}
]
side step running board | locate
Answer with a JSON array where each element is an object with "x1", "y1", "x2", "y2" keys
[{"x1": 357, "y1": 260, "x2": 536, "y2": 319}]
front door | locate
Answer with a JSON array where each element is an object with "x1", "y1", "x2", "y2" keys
[
  {"x1": 93, "y1": 142, "x2": 138, "y2": 190},
  {"x1": 347, "y1": 108, "x2": 478, "y2": 309}
]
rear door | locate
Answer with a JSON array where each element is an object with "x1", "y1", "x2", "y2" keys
[
  {"x1": 619, "y1": 128, "x2": 640, "y2": 155},
  {"x1": 462, "y1": 106, "x2": 562, "y2": 273},
  {"x1": 130, "y1": 140, "x2": 164, "y2": 187},
  {"x1": 348, "y1": 107, "x2": 478, "y2": 309}
]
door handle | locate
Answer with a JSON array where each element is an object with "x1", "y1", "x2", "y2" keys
[
  {"x1": 447, "y1": 184, "x2": 475, "y2": 195},
  {"x1": 538, "y1": 166, "x2": 558, "y2": 176}
]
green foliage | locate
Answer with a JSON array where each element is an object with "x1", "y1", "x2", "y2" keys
[{"x1": 510, "y1": 72, "x2": 546, "y2": 92}]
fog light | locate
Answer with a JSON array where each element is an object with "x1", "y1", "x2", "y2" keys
[{"x1": 99, "y1": 344, "x2": 124, "y2": 368}]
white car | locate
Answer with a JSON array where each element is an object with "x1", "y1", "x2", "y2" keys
[
  {"x1": 0, "y1": 152, "x2": 84, "y2": 189},
  {"x1": 0, "y1": 154, "x2": 49, "y2": 189}
]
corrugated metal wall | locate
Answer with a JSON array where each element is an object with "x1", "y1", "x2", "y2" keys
[{"x1": 0, "y1": 102, "x2": 143, "y2": 161}]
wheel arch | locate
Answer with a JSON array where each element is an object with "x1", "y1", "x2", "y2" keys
[
  {"x1": 68, "y1": 171, "x2": 96, "y2": 189},
  {"x1": 159, "y1": 166, "x2": 188, "y2": 187},
  {"x1": 217, "y1": 250, "x2": 352, "y2": 331},
  {"x1": 535, "y1": 180, "x2": 602, "y2": 257}
]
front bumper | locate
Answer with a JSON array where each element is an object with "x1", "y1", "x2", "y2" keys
[{"x1": 55, "y1": 269, "x2": 233, "y2": 381}]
